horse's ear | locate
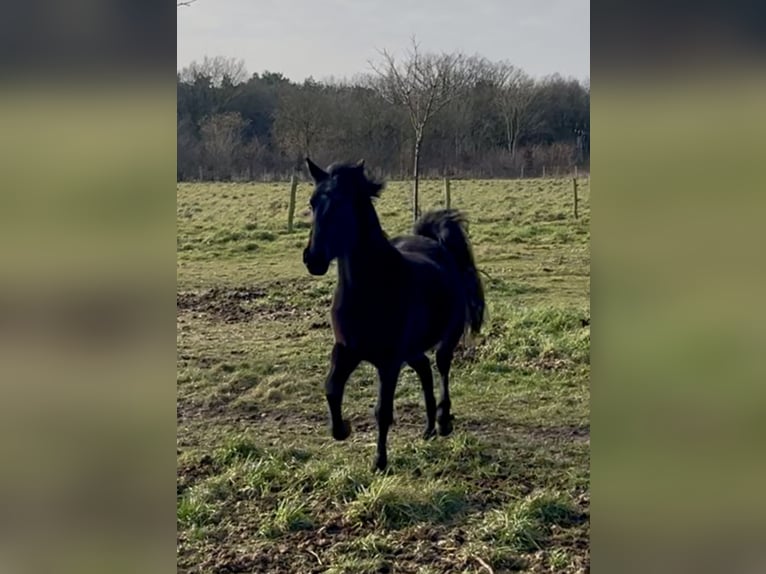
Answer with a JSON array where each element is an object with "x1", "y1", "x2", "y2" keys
[
  {"x1": 306, "y1": 157, "x2": 328, "y2": 183},
  {"x1": 356, "y1": 159, "x2": 365, "y2": 170}
]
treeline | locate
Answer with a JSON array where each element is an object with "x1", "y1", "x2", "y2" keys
[{"x1": 177, "y1": 56, "x2": 589, "y2": 181}]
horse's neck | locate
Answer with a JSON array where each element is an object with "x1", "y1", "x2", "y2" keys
[{"x1": 338, "y1": 219, "x2": 398, "y2": 291}]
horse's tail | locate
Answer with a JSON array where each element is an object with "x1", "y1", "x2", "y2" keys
[{"x1": 414, "y1": 209, "x2": 485, "y2": 335}]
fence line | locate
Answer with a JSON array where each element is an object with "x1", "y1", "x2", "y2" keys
[{"x1": 181, "y1": 167, "x2": 590, "y2": 184}]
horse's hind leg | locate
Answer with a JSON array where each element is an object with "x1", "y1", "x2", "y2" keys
[
  {"x1": 326, "y1": 344, "x2": 360, "y2": 441},
  {"x1": 408, "y1": 354, "x2": 437, "y2": 439},
  {"x1": 435, "y1": 345, "x2": 456, "y2": 436}
]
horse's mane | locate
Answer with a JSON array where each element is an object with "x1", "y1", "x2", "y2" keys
[{"x1": 327, "y1": 162, "x2": 384, "y2": 198}]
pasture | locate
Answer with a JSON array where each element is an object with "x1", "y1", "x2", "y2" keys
[{"x1": 177, "y1": 177, "x2": 590, "y2": 573}]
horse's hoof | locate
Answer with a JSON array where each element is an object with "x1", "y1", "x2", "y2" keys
[
  {"x1": 332, "y1": 420, "x2": 351, "y2": 441},
  {"x1": 437, "y1": 415, "x2": 453, "y2": 437},
  {"x1": 373, "y1": 455, "x2": 388, "y2": 472},
  {"x1": 423, "y1": 426, "x2": 437, "y2": 440}
]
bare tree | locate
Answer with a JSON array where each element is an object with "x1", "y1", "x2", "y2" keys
[
  {"x1": 179, "y1": 56, "x2": 248, "y2": 88},
  {"x1": 371, "y1": 38, "x2": 475, "y2": 220},
  {"x1": 493, "y1": 62, "x2": 537, "y2": 158},
  {"x1": 273, "y1": 82, "x2": 331, "y2": 170},
  {"x1": 199, "y1": 112, "x2": 247, "y2": 180},
  {"x1": 177, "y1": 116, "x2": 201, "y2": 180}
]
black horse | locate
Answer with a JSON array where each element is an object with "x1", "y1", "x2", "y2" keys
[{"x1": 302, "y1": 158, "x2": 485, "y2": 471}]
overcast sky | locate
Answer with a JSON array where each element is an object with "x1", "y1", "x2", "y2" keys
[{"x1": 177, "y1": 0, "x2": 589, "y2": 82}]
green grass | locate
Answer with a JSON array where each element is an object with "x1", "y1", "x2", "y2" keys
[
  {"x1": 475, "y1": 491, "x2": 583, "y2": 553},
  {"x1": 346, "y1": 475, "x2": 467, "y2": 529},
  {"x1": 259, "y1": 495, "x2": 314, "y2": 537},
  {"x1": 177, "y1": 177, "x2": 590, "y2": 573}
]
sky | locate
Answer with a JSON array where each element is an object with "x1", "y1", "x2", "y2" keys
[{"x1": 177, "y1": 0, "x2": 589, "y2": 83}]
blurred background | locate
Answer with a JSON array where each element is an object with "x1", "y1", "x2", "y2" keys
[
  {"x1": 593, "y1": 1, "x2": 766, "y2": 572},
  {"x1": 0, "y1": 1, "x2": 175, "y2": 573}
]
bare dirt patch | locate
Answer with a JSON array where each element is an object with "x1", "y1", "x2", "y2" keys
[
  {"x1": 177, "y1": 454, "x2": 215, "y2": 496},
  {"x1": 461, "y1": 417, "x2": 590, "y2": 444},
  {"x1": 177, "y1": 286, "x2": 316, "y2": 323},
  {"x1": 177, "y1": 287, "x2": 266, "y2": 322}
]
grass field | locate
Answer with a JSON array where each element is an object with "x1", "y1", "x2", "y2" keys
[{"x1": 177, "y1": 177, "x2": 590, "y2": 573}]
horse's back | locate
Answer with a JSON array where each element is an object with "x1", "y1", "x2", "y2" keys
[
  {"x1": 391, "y1": 234, "x2": 466, "y2": 349},
  {"x1": 391, "y1": 235, "x2": 452, "y2": 268},
  {"x1": 391, "y1": 233, "x2": 464, "y2": 288}
]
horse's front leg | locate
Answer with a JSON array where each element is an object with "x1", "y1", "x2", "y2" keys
[
  {"x1": 373, "y1": 362, "x2": 402, "y2": 471},
  {"x1": 325, "y1": 344, "x2": 360, "y2": 440}
]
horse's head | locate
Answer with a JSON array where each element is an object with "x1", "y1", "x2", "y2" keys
[{"x1": 302, "y1": 157, "x2": 383, "y2": 276}]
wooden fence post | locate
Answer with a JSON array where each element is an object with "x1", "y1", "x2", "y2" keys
[
  {"x1": 542, "y1": 165, "x2": 546, "y2": 179},
  {"x1": 287, "y1": 172, "x2": 298, "y2": 232},
  {"x1": 521, "y1": 164, "x2": 524, "y2": 179},
  {"x1": 573, "y1": 177, "x2": 579, "y2": 219},
  {"x1": 444, "y1": 177, "x2": 451, "y2": 209}
]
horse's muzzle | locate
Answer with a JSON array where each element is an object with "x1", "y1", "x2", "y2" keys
[{"x1": 303, "y1": 247, "x2": 329, "y2": 276}]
